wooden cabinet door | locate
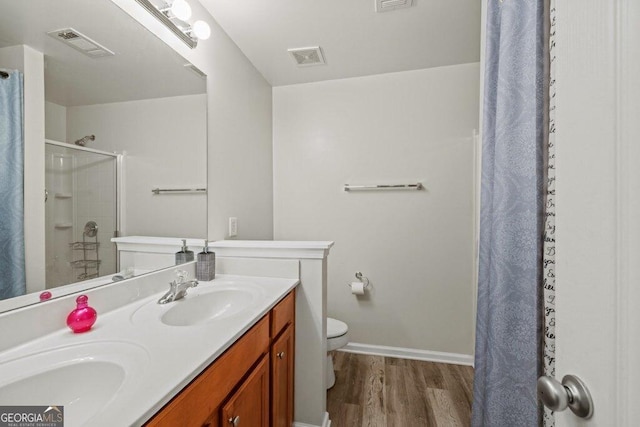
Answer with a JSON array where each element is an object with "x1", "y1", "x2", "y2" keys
[
  {"x1": 221, "y1": 355, "x2": 269, "y2": 427},
  {"x1": 271, "y1": 324, "x2": 294, "y2": 427}
]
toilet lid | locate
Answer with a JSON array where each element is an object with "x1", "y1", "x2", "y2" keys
[{"x1": 327, "y1": 317, "x2": 348, "y2": 338}]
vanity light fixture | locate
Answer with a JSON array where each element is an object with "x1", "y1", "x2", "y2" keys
[
  {"x1": 170, "y1": 0, "x2": 192, "y2": 20},
  {"x1": 134, "y1": 0, "x2": 211, "y2": 48},
  {"x1": 192, "y1": 20, "x2": 211, "y2": 40}
]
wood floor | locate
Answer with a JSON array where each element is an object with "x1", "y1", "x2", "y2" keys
[{"x1": 327, "y1": 352, "x2": 474, "y2": 427}]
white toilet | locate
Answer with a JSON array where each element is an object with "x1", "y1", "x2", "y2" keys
[{"x1": 326, "y1": 317, "x2": 349, "y2": 389}]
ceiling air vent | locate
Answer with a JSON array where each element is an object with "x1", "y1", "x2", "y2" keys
[
  {"x1": 288, "y1": 47, "x2": 326, "y2": 67},
  {"x1": 375, "y1": 0, "x2": 414, "y2": 12},
  {"x1": 47, "y1": 28, "x2": 115, "y2": 58}
]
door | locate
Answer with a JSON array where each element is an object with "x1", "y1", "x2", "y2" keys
[
  {"x1": 272, "y1": 324, "x2": 294, "y2": 427},
  {"x1": 554, "y1": 0, "x2": 640, "y2": 425},
  {"x1": 44, "y1": 143, "x2": 118, "y2": 287},
  {"x1": 221, "y1": 355, "x2": 269, "y2": 427}
]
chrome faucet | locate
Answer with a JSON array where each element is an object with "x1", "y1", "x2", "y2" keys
[{"x1": 158, "y1": 271, "x2": 198, "y2": 304}]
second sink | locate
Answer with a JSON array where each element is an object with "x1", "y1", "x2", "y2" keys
[
  {"x1": 162, "y1": 288, "x2": 258, "y2": 326},
  {"x1": 132, "y1": 280, "x2": 266, "y2": 327}
]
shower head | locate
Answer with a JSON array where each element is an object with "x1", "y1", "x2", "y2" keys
[{"x1": 74, "y1": 134, "x2": 95, "y2": 146}]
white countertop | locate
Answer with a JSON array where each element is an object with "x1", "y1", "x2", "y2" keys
[{"x1": 0, "y1": 274, "x2": 298, "y2": 426}]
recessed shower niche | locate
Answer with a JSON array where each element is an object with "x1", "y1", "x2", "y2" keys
[{"x1": 44, "y1": 142, "x2": 118, "y2": 288}]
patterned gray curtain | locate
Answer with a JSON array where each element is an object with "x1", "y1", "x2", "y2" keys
[
  {"x1": 472, "y1": 0, "x2": 546, "y2": 425},
  {"x1": 0, "y1": 70, "x2": 26, "y2": 300}
]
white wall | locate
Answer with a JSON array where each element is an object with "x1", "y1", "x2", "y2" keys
[
  {"x1": 0, "y1": 45, "x2": 46, "y2": 292},
  {"x1": 45, "y1": 102, "x2": 67, "y2": 142},
  {"x1": 67, "y1": 94, "x2": 207, "y2": 239},
  {"x1": 205, "y1": 36, "x2": 273, "y2": 241},
  {"x1": 273, "y1": 63, "x2": 479, "y2": 355},
  {"x1": 110, "y1": 0, "x2": 274, "y2": 242}
]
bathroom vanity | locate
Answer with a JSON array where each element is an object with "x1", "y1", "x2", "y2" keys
[
  {"x1": 0, "y1": 240, "x2": 333, "y2": 427},
  {"x1": 146, "y1": 291, "x2": 295, "y2": 427},
  {"x1": 0, "y1": 264, "x2": 298, "y2": 426}
]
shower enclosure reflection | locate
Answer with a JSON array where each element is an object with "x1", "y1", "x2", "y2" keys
[{"x1": 44, "y1": 142, "x2": 119, "y2": 288}]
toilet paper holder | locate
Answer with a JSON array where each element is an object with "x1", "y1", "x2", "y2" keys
[{"x1": 346, "y1": 272, "x2": 370, "y2": 289}]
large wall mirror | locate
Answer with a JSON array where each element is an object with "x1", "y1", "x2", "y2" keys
[{"x1": 0, "y1": 0, "x2": 207, "y2": 312}]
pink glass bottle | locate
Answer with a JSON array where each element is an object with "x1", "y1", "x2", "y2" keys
[{"x1": 66, "y1": 295, "x2": 97, "y2": 333}]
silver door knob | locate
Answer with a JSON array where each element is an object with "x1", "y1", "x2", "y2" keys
[
  {"x1": 228, "y1": 415, "x2": 240, "y2": 426},
  {"x1": 537, "y1": 374, "x2": 594, "y2": 419}
]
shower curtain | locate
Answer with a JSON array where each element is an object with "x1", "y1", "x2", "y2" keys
[
  {"x1": 0, "y1": 69, "x2": 26, "y2": 300},
  {"x1": 472, "y1": 0, "x2": 546, "y2": 425}
]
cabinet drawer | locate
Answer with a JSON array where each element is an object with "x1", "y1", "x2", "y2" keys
[
  {"x1": 146, "y1": 314, "x2": 270, "y2": 427},
  {"x1": 271, "y1": 290, "x2": 295, "y2": 338}
]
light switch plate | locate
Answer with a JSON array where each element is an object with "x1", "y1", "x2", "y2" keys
[{"x1": 229, "y1": 217, "x2": 238, "y2": 237}]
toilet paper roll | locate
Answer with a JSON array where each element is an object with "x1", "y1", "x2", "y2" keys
[{"x1": 350, "y1": 282, "x2": 365, "y2": 295}]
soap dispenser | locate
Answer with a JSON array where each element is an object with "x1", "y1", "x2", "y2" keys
[
  {"x1": 196, "y1": 240, "x2": 216, "y2": 281},
  {"x1": 175, "y1": 239, "x2": 194, "y2": 265}
]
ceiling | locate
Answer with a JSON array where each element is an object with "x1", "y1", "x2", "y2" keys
[
  {"x1": 199, "y1": 0, "x2": 481, "y2": 87},
  {"x1": 0, "y1": 0, "x2": 205, "y2": 107}
]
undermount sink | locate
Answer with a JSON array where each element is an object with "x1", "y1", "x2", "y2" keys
[
  {"x1": 0, "y1": 341, "x2": 149, "y2": 425},
  {"x1": 131, "y1": 280, "x2": 266, "y2": 327}
]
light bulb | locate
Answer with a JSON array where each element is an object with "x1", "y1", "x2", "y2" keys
[
  {"x1": 171, "y1": 0, "x2": 192, "y2": 21},
  {"x1": 193, "y1": 20, "x2": 211, "y2": 40}
]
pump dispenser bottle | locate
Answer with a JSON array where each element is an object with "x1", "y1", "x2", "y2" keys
[
  {"x1": 196, "y1": 240, "x2": 216, "y2": 281},
  {"x1": 175, "y1": 239, "x2": 194, "y2": 264}
]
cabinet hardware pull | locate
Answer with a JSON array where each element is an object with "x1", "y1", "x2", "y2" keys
[
  {"x1": 228, "y1": 415, "x2": 240, "y2": 426},
  {"x1": 277, "y1": 352, "x2": 285, "y2": 359}
]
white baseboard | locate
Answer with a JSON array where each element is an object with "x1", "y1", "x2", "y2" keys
[
  {"x1": 293, "y1": 411, "x2": 331, "y2": 427},
  {"x1": 339, "y1": 342, "x2": 474, "y2": 366}
]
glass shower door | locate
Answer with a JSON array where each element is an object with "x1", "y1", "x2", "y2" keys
[{"x1": 45, "y1": 143, "x2": 118, "y2": 288}]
